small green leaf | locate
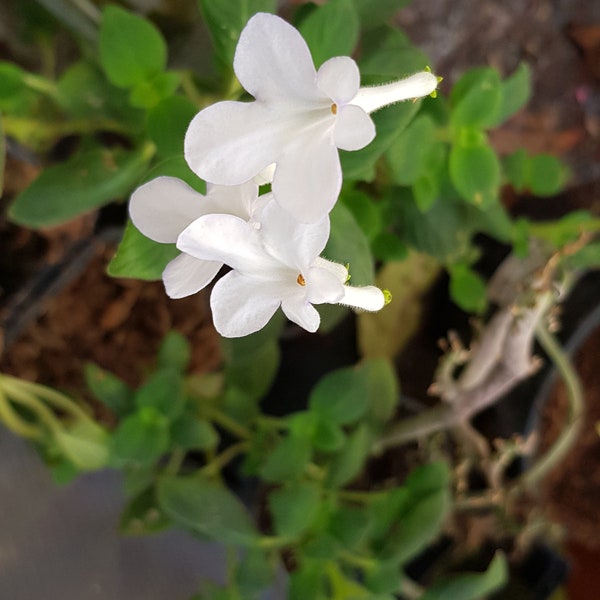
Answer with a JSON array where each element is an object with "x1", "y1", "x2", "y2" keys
[
  {"x1": 269, "y1": 482, "x2": 321, "y2": 538},
  {"x1": 9, "y1": 145, "x2": 152, "y2": 227},
  {"x1": 503, "y1": 148, "x2": 527, "y2": 189},
  {"x1": 371, "y1": 231, "x2": 409, "y2": 262},
  {"x1": 235, "y1": 548, "x2": 276, "y2": 596},
  {"x1": 108, "y1": 219, "x2": 179, "y2": 281},
  {"x1": 357, "y1": 358, "x2": 399, "y2": 423},
  {"x1": 289, "y1": 562, "x2": 326, "y2": 600},
  {"x1": 325, "y1": 202, "x2": 375, "y2": 285},
  {"x1": 326, "y1": 423, "x2": 372, "y2": 488},
  {"x1": 53, "y1": 420, "x2": 110, "y2": 471},
  {"x1": 298, "y1": 0, "x2": 359, "y2": 68},
  {"x1": 309, "y1": 366, "x2": 369, "y2": 426},
  {"x1": 0, "y1": 61, "x2": 27, "y2": 100},
  {"x1": 365, "y1": 560, "x2": 402, "y2": 594},
  {"x1": 170, "y1": 416, "x2": 218, "y2": 451},
  {"x1": 527, "y1": 153, "x2": 568, "y2": 196},
  {"x1": 128, "y1": 71, "x2": 180, "y2": 109},
  {"x1": 120, "y1": 487, "x2": 170, "y2": 535},
  {"x1": 84, "y1": 362, "x2": 134, "y2": 416},
  {"x1": 341, "y1": 187, "x2": 382, "y2": 241},
  {"x1": 135, "y1": 369, "x2": 185, "y2": 420},
  {"x1": 351, "y1": 0, "x2": 412, "y2": 29},
  {"x1": 199, "y1": 0, "x2": 278, "y2": 73},
  {"x1": 420, "y1": 552, "x2": 508, "y2": 600},
  {"x1": 328, "y1": 505, "x2": 370, "y2": 547},
  {"x1": 449, "y1": 263, "x2": 487, "y2": 314},
  {"x1": 260, "y1": 434, "x2": 312, "y2": 482},
  {"x1": 158, "y1": 331, "x2": 191, "y2": 372},
  {"x1": 111, "y1": 408, "x2": 170, "y2": 467},
  {"x1": 157, "y1": 475, "x2": 259, "y2": 545},
  {"x1": 312, "y1": 417, "x2": 346, "y2": 453},
  {"x1": 449, "y1": 140, "x2": 501, "y2": 207},
  {"x1": 99, "y1": 5, "x2": 167, "y2": 88},
  {"x1": 494, "y1": 63, "x2": 531, "y2": 125},
  {"x1": 147, "y1": 95, "x2": 198, "y2": 159},
  {"x1": 450, "y1": 67, "x2": 502, "y2": 130},
  {"x1": 386, "y1": 115, "x2": 436, "y2": 185}
]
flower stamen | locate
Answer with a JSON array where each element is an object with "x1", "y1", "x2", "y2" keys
[
  {"x1": 331, "y1": 103, "x2": 338, "y2": 115},
  {"x1": 297, "y1": 273, "x2": 306, "y2": 286}
]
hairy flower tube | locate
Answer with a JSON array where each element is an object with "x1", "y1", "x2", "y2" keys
[
  {"x1": 129, "y1": 176, "x2": 266, "y2": 298},
  {"x1": 177, "y1": 200, "x2": 386, "y2": 337},
  {"x1": 184, "y1": 12, "x2": 438, "y2": 224}
]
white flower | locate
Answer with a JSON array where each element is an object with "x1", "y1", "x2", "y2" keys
[
  {"x1": 177, "y1": 200, "x2": 386, "y2": 337},
  {"x1": 129, "y1": 176, "x2": 266, "y2": 299},
  {"x1": 184, "y1": 12, "x2": 438, "y2": 224}
]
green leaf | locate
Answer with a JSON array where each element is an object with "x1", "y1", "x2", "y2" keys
[
  {"x1": 157, "y1": 475, "x2": 259, "y2": 545},
  {"x1": 141, "y1": 155, "x2": 206, "y2": 192},
  {"x1": 494, "y1": 63, "x2": 531, "y2": 125},
  {"x1": 325, "y1": 202, "x2": 375, "y2": 285},
  {"x1": 449, "y1": 140, "x2": 501, "y2": 207},
  {"x1": 309, "y1": 366, "x2": 369, "y2": 425},
  {"x1": 420, "y1": 552, "x2": 508, "y2": 600},
  {"x1": 9, "y1": 145, "x2": 152, "y2": 227},
  {"x1": 365, "y1": 560, "x2": 401, "y2": 594},
  {"x1": 503, "y1": 148, "x2": 527, "y2": 189},
  {"x1": 357, "y1": 358, "x2": 399, "y2": 423},
  {"x1": 108, "y1": 219, "x2": 179, "y2": 280},
  {"x1": 223, "y1": 337, "x2": 280, "y2": 401},
  {"x1": 111, "y1": 408, "x2": 170, "y2": 467},
  {"x1": 371, "y1": 231, "x2": 409, "y2": 262},
  {"x1": 328, "y1": 505, "x2": 370, "y2": 547},
  {"x1": 99, "y1": 5, "x2": 167, "y2": 88},
  {"x1": 147, "y1": 95, "x2": 198, "y2": 158},
  {"x1": 260, "y1": 433, "x2": 312, "y2": 482},
  {"x1": 235, "y1": 548, "x2": 276, "y2": 596},
  {"x1": 312, "y1": 416, "x2": 346, "y2": 453},
  {"x1": 170, "y1": 416, "x2": 219, "y2": 450},
  {"x1": 120, "y1": 487, "x2": 171, "y2": 535},
  {"x1": 0, "y1": 61, "x2": 27, "y2": 100},
  {"x1": 450, "y1": 67, "x2": 502, "y2": 130},
  {"x1": 326, "y1": 423, "x2": 372, "y2": 488},
  {"x1": 386, "y1": 115, "x2": 436, "y2": 185},
  {"x1": 351, "y1": 0, "x2": 412, "y2": 29},
  {"x1": 84, "y1": 362, "x2": 134, "y2": 416},
  {"x1": 449, "y1": 263, "x2": 487, "y2": 314},
  {"x1": 341, "y1": 187, "x2": 382, "y2": 241},
  {"x1": 527, "y1": 153, "x2": 568, "y2": 196},
  {"x1": 157, "y1": 330, "x2": 191, "y2": 372},
  {"x1": 199, "y1": 0, "x2": 278, "y2": 73},
  {"x1": 298, "y1": 0, "x2": 359, "y2": 68},
  {"x1": 135, "y1": 369, "x2": 186, "y2": 420},
  {"x1": 360, "y1": 26, "x2": 429, "y2": 78},
  {"x1": 566, "y1": 241, "x2": 600, "y2": 270},
  {"x1": 53, "y1": 420, "x2": 110, "y2": 471},
  {"x1": 289, "y1": 562, "x2": 326, "y2": 600},
  {"x1": 269, "y1": 481, "x2": 321, "y2": 538}
]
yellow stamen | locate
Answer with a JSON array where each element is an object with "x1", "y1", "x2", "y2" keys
[
  {"x1": 331, "y1": 103, "x2": 337, "y2": 115},
  {"x1": 383, "y1": 289, "x2": 392, "y2": 305},
  {"x1": 297, "y1": 274, "x2": 306, "y2": 286}
]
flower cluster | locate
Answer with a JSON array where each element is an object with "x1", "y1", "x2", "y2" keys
[{"x1": 130, "y1": 13, "x2": 439, "y2": 337}]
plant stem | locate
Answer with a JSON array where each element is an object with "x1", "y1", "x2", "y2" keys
[
  {"x1": 204, "y1": 407, "x2": 252, "y2": 439},
  {"x1": 0, "y1": 385, "x2": 44, "y2": 440},
  {"x1": 199, "y1": 441, "x2": 250, "y2": 477},
  {"x1": 515, "y1": 322, "x2": 584, "y2": 492}
]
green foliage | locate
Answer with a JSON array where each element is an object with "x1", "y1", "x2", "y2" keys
[
  {"x1": 504, "y1": 148, "x2": 568, "y2": 196},
  {"x1": 449, "y1": 263, "x2": 487, "y2": 314},
  {"x1": 147, "y1": 96, "x2": 199, "y2": 158},
  {"x1": 260, "y1": 433, "x2": 312, "y2": 482},
  {"x1": 199, "y1": 0, "x2": 278, "y2": 73},
  {"x1": 269, "y1": 481, "x2": 321, "y2": 538},
  {"x1": 9, "y1": 145, "x2": 152, "y2": 227},
  {"x1": 99, "y1": 6, "x2": 167, "y2": 89},
  {"x1": 84, "y1": 363, "x2": 133, "y2": 416},
  {"x1": 298, "y1": 0, "x2": 359, "y2": 68},
  {"x1": 157, "y1": 475, "x2": 259, "y2": 545}
]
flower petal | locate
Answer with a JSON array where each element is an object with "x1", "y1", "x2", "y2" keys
[
  {"x1": 204, "y1": 180, "x2": 261, "y2": 220},
  {"x1": 340, "y1": 285, "x2": 385, "y2": 311},
  {"x1": 259, "y1": 201, "x2": 330, "y2": 270},
  {"x1": 334, "y1": 104, "x2": 375, "y2": 151},
  {"x1": 351, "y1": 71, "x2": 438, "y2": 114},
  {"x1": 305, "y1": 266, "x2": 345, "y2": 304},
  {"x1": 316, "y1": 56, "x2": 360, "y2": 104},
  {"x1": 313, "y1": 257, "x2": 348, "y2": 284},
  {"x1": 234, "y1": 13, "x2": 322, "y2": 104},
  {"x1": 184, "y1": 101, "x2": 280, "y2": 185},
  {"x1": 129, "y1": 176, "x2": 206, "y2": 243},
  {"x1": 272, "y1": 133, "x2": 341, "y2": 223},
  {"x1": 210, "y1": 271, "x2": 281, "y2": 337},
  {"x1": 281, "y1": 295, "x2": 321, "y2": 332},
  {"x1": 177, "y1": 214, "x2": 273, "y2": 276},
  {"x1": 162, "y1": 253, "x2": 222, "y2": 299}
]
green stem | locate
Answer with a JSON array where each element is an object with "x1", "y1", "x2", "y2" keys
[
  {"x1": 256, "y1": 535, "x2": 291, "y2": 550},
  {"x1": 0, "y1": 384, "x2": 44, "y2": 440},
  {"x1": 515, "y1": 322, "x2": 584, "y2": 492},
  {"x1": 1, "y1": 382, "x2": 62, "y2": 434},
  {"x1": 204, "y1": 407, "x2": 252, "y2": 440},
  {"x1": 164, "y1": 448, "x2": 186, "y2": 476},
  {"x1": 339, "y1": 550, "x2": 376, "y2": 570},
  {"x1": 336, "y1": 489, "x2": 378, "y2": 504},
  {"x1": 199, "y1": 441, "x2": 250, "y2": 477}
]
